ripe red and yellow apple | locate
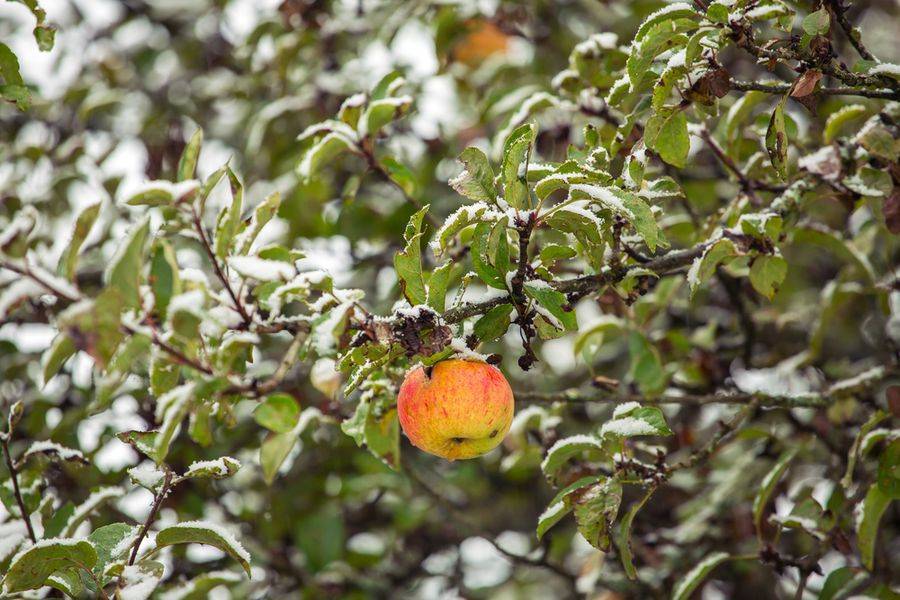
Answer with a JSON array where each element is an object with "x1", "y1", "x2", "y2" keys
[{"x1": 397, "y1": 359, "x2": 514, "y2": 460}]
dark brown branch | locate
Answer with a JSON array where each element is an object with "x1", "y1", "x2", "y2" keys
[
  {"x1": 0, "y1": 260, "x2": 81, "y2": 302},
  {"x1": 1, "y1": 436, "x2": 37, "y2": 543},
  {"x1": 190, "y1": 208, "x2": 252, "y2": 327},
  {"x1": 827, "y1": 0, "x2": 876, "y2": 62},
  {"x1": 128, "y1": 469, "x2": 174, "y2": 565},
  {"x1": 441, "y1": 243, "x2": 709, "y2": 324}
]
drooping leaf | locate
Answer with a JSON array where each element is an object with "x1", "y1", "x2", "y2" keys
[
  {"x1": 672, "y1": 552, "x2": 731, "y2": 600},
  {"x1": 752, "y1": 448, "x2": 797, "y2": 534},
  {"x1": 856, "y1": 484, "x2": 891, "y2": 571},
  {"x1": 104, "y1": 215, "x2": 151, "y2": 309},
  {"x1": 155, "y1": 521, "x2": 252, "y2": 575},
  {"x1": 573, "y1": 477, "x2": 623, "y2": 551},
  {"x1": 58, "y1": 202, "x2": 101, "y2": 281},
  {"x1": 254, "y1": 394, "x2": 301, "y2": 434},
  {"x1": 765, "y1": 95, "x2": 789, "y2": 180},
  {"x1": 749, "y1": 254, "x2": 788, "y2": 300}
]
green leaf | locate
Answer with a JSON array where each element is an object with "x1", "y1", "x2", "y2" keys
[
  {"x1": 802, "y1": 8, "x2": 830, "y2": 36},
  {"x1": 672, "y1": 552, "x2": 730, "y2": 600},
  {"x1": 254, "y1": 394, "x2": 301, "y2": 434},
  {"x1": 569, "y1": 184, "x2": 666, "y2": 252},
  {"x1": 58, "y1": 201, "x2": 100, "y2": 281},
  {"x1": 426, "y1": 262, "x2": 453, "y2": 313},
  {"x1": 471, "y1": 221, "x2": 506, "y2": 289},
  {"x1": 260, "y1": 430, "x2": 298, "y2": 484},
  {"x1": 432, "y1": 203, "x2": 502, "y2": 253},
  {"x1": 501, "y1": 123, "x2": 535, "y2": 209},
  {"x1": 536, "y1": 475, "x2": 601, "y2": 539},
  {"x1": 0, "y1": 82, "x2": 31, "y2": 110},
  {"x1": 117, "y1": 430, "x2": 162, "y2": 462},
  {"x1": 183, "y1": 456, "x2": 241, "y2": 480},
  {"x1": 88, "y1": 523, "x2": 138, "y2": 574},
  {"x1": 41, "y1": 334, "x2": 76, "y2": 385},
  {"x1": 601, "y1": 402, "x2": 672, "y2": 438},
  {"x1": 177, "y1": 128, "x2": 203, "y2": 181},
  {"x1": 150, "y1": 347, "x2": 181, "y2": 397},
  {"x1": 104, "y1": 215, "x2": 151, "y2": 309},
  {"x1": 752, "y1": 448, "x2": 797, "y2": 534},
  {"x1": 615, "y1": 487, "x2": 654, "y2": 579},
  {"x1": 342, "y1": 393, "x2": 401, "y2": 469},
  {"x1": 765, "y1": 95, "x2": 789, "y2": 180},
  {"x1": 856, "y1": 484, "x2": 891, "y2": 570},
  {"x1": 706, "y1": 2, "x2": 729, "y2": 24},
  {"x1": 540, "y1": 435, "x2": 604, "y2": 479},
  {"x1": 791, "y1": 226, "x2": 875, "y2": 284},
  {"x1": 636, "y1": 4, "x2": 699, "y2": 40},
  {"x1": 687, "y1": 237, "x2": 739, "y2": 296},
  {"x1": 57, "y1": 287, "x2": 125, "y2": 369},
  {"x1": 358, "y1": 95, "x2": 412, "y2": 137},
  {"x1": 473, "y1": 303, "x2": 513, "y2": 343},
  {"x1": 153, "y1": 383, "x2": 196, "y2": 462},
  {"x1": 819, "y1": 566, "x2": 867, "y2": 600},
  {"x1": 645, "y1": 108, "x2": 689, "y2": 168},
  {"x1": 824, "y1": 104, "x2": 867, "y2": 143},
  {"x1": 235, "y1": 191, "x2": 281, "y2": 255},
  {"x1": 394, "y1": 205, "x2": 429, "y2": 305},
  {"x1": 259, "y1": 408, "x2": 326, "y2": 484},
  {"x1": 155, "y1": 521, "x2": 251, "y2": 575},
  {"x1": 877, "y1": 438, "x2": 900, "y2": 499},
  {"x1": 573, "y1": 477, "x2": 623, "y2": 551},
  {"x1": 539, "y1": 244, "x2": 577, "y2": 266},
  {"x1": 149, "y1": 239, "x2": 181, "y2": 320},
  {"x1": 214, "y1": 168, "x2": 244, "y2": 259},
  {"x1": 297, "y1": 131, "x2": 356, "y2": 180},
  {"x1": 449, "y1": 147, "x2": 497, "y2": 203},
  {"x1": 524, "y1": 281, "x2": 577, "y2": 331},
  {"x1": 749, "y1": 254, "x2": 787, "y2": 300},
  {"x1": 3, "y1": 539, "x2": 97, "y2": 593},
  {"x1": 626, "y1": 332, "x2": 667, "y2": 396},
  {"x1": 380, "y1": 156, "x2": 418, "y2": 199},
  {"x1": 0, "y1": 42, "x2": 25, "y2": 87}
]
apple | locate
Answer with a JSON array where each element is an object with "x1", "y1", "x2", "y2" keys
[{"x1": 397, "y1": 359, "x2": 514, "y2": 460}]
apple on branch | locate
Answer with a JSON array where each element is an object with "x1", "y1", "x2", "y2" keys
[{"x1": 397, "y1": 359, "x2": 515, "y2": 461}]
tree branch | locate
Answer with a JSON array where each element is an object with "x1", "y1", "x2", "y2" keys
[
  {"x1": 443, "y1": 243, "x2": 710, "y2": 324},
  {"x1": 128, "y1": 469, "x2": 174, "y2": 566},
  {"x1": 827, "y1": 0, "x2": 876, "y2": 62},
  {"x1": 1, "y1": 435, "x2": 37, "y2": 543},
  {"x1": 190, "y1": 208, "x2": 252, "y2": 328},
  {"x1": 517, "y1": 364, "x2": 898, "y2": 409},
  {"x1": 730, "y1": 79, "x2": 899, "y2": 100}
]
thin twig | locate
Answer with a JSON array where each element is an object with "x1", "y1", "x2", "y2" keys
[
  {"x1": 827, "y1": 0, "x2": 876, "y2": 62},
  {"x1": 1, "y1": 436, "x2": 37, "y2": 543},
  {"x1": 128, "y1": 469, "x2": 174, "y2": 566},
  {"x1": 670, "y1": 398, "x2": 760, "y2": 471},
  {"x1": 517, "y1": 364, "x2": 898, "y2": 409},
  {"x1": 190, "y1": 208, "x2": 252, "y2": 327},
  {"x1": 361, "y1": 145, "x2": 441, "y2": 230},
  {"x1": 730, "y1": 79, "x2": 898, "y2": 100}
]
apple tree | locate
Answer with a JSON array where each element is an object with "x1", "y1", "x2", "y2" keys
[{"x1": 1, "y1": 0, "x2": 899, "y2": 597}]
